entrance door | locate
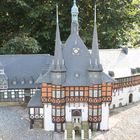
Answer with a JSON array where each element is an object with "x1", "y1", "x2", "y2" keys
[
  {"x1": 129, "y1": 94, "x2": 133, "y2": 103},
  {"x1": 72, "y1": 109, "x2": 81, "y2": 124}
]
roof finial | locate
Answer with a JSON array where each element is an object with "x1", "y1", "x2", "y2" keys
[
  {"x1": 94, "y1": 2, "x2": 96, "y2": 24},
  {"x1": 56, "y1": 4, "x2": 59, "y2": 24}
]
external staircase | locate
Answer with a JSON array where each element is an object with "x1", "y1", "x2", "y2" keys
[{"x1": 82, "y1": 122, "x2": 89, "y2": 139}]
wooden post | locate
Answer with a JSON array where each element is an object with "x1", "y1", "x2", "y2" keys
[
  {"x1": 72, "y1": 130, "x2": 75, "y2": 140},
  {"x1": 64, "y1": 130, "x2": 67, "y2": 139},
  {"x1": 81, "y1": 129, "x2": 84, "y2": 140},
  {"x1": 89, "y1": 129, "x2": 92, "y2": 139},
  {"x1": 30, "y1": 119, "x2": 33, "y2": 129}
]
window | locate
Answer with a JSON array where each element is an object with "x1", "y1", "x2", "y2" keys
[
  {"x1": 89, "y1": 90, "x2": 93, "y2": 97},
  {"x1": 93, "y1": 109, "x2": 97, "y2": 116},
  {"x1": 98, "y1": 108, "x2": 101, "y2": 115},
  {"x1": 56, "y1": 123, "x2": 61, "y2": 130},
  {"x1": 70, "y1": 91, "x2": 74, "y2": 96},
  {"x1": 57, "y1": 109, "x2": 60, "y2": 116},
  {"x1": 0, "y1": 92, "x2": 4, "y2": 99},
  {"x1": 15, "y1": 91, "x2": 19, "y2": 98},
  {"x1": 19, "y1": 92, "x2": 23, "y2": 98},
  {"x1": 62, "y1": 90, "x2": 64, "y2": 98},
  {"x1": 35, "y1": 108, "x2": 39, "y2": 115},
  {"x1": 89, "y1": 109, "x2": 92, "y2": 116},
  {"x1": 21, "y1": 80, "x2": 24, "y2": 85},
  {"x1": 30, "y1": 108, "x2": 34, "y2": 114},
  {"x1": 52, "y1": 109, "x2": 55, "y2": 116},
  {"x1": 80, "y1": 91, "x2": 83, "y2": 96},
  {"x1": 40, "y1": 108, "x2": 43, "y2": 115},
  {"x1": 52, "y1": 91, "x2": 55, "y2": 98},
  {"x1": 75, "y1": 91, "x2": 79, "y2": 96},
  {"x1": 7, "y1": 92, "x2": 11, "y2": 98},
  {"x1": 56, "y1": 91, "x2": 61, "y2": 98},
  {"x1": 94, "y1": 90, "x2": 98, "y2": 97},
  {"x1": 4, "y1": 92, "x2": 7, "y2": 99},
  {"x1": 11, "y1": 92, "x2": 15, "y2": 98},
  {"x1": 29, "y1": 80, "x2": 33, "y2": 84},
  {"x1": 98, "y1": 89, "x2": 101, "y2": 97},
  {"x1": 61, "y1": 109, "x2": 64, "y2": 116},
  {"x1": 13, "y1": 81, "x2": 16, "y2": 85}
]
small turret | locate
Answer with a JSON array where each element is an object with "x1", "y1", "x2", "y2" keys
[
  {"x1": 71, "y1": 0, "x2": 79, "y2": 23},
  {"x1": 71, "y1": 0, "x2": 79, "y2": 34}
]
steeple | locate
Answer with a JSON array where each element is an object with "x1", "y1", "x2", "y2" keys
[
  {"x1": 53, "y1": 4, "x2": 63, "y2": 66},
  {"x1": 71, "y1": 0, "x2": 79, "y2": 34},
  {"x1": 90, "y1": 3, "x2": 103, "y2": 72},
  {"x1": 50, "y1": 5, "x2": 66, "y2": 85}
]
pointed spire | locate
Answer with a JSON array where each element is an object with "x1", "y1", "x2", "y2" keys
[
  {"x1": 51, "y1": 4, "x2": 66, "y2": 72},
  {"x1": 54, "y1": 4, "x2": 63, "y2": 65},
  {"x1": 90, "y1": 2, "x2": 103, "y2": 72}
]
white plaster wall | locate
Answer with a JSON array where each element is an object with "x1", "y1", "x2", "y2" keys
[
  {"x1": 65, "y1": 103, "x2": 88, "y2": 122},
  {"x1": 110, "y1": 85, "x2": 140, "y2": 109},
  {"x1": 44, "y1": 104, "x2": 54, "y2": 131},
  {"x1": 100, "y1": 103, "x2": 109, "y2": 130}
]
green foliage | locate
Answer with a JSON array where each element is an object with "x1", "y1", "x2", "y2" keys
[
  {"x1": 0, "y1": 0, "x2": 139, "y2": 54},
  {"x1": 0, "y1": 35, "x2": 40, "y2": 54}
]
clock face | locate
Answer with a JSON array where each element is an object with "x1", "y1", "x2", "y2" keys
[{"x1": 72, "y1": 48, "x2": 80, "y2": 55}]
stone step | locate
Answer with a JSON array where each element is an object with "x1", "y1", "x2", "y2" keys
[
  {"x1": 82, "y1": 122, "x2": 89, "y2": 139},
  {"x1": 66, "y1": 123, "x2": 73, "y2": 139}
]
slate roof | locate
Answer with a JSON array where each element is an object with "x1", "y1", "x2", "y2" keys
[
  {"x1": 0, "y1": 54, "x2": 52, "y2": 89},
  {"x1": 100, "y1": 48, "x2": 140, "y2": 78},
  {"x1": 36, "y1": 2, "x2": 115, "y2": 86},
  {"x1": 63, "y1": 31, "x2": 91, "y2": 86},
  {"x1": 27, "y1": 90, "x2": 43, "y2": 108}
]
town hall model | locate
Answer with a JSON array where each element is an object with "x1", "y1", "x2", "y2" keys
[
  {"x1": 35, "y1": 1, "x2": 115, "y2": 133},
  {"x1": 0, "y1": 0, "x2": 140, "y2": 137}
]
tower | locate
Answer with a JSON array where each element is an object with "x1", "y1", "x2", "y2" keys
[{"x1": 88, "y1": 3, "x2": 114, "y2": 131}]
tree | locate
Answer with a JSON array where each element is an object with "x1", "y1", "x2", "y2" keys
[
  {"x1": 0, "y1": 0, "x2": 139, "y2": 54},
  {"x1": 0, "y1": 35, "x2": 40, "y2": 54}
]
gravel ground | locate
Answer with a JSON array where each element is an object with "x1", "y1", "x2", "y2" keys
[
  {"x1": 94, "y1": 102, "x2": 140, "y2": 140},
  {"x1": 0, "y1": 106, "x2": 63, "y2": 140},
  {"x1": 1, "y1": 102, "x2": 140, "y2": 140}
]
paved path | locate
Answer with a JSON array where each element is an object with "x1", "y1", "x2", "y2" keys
[
  {"x1": 0, "y1": 106, "x2": 53, "y2": 140},
  {"x1": 94, "y1": 102, "x2": 140, "y2": 140},
  {"x1": 1, "y1": 102, "x2": 140, "y2": 140}
]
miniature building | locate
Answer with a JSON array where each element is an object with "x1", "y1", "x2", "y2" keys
[
  {"x1": 32, "y1": 1, "x2": 114, "y2": 133},
  {"x1": 0, "y1": 0, "x2": 140, "y2": 137},
  {"x1": 0, "y1": 55, "x2": 52, "y2": 102}
]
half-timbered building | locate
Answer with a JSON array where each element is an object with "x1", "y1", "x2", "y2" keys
[
  {"x1": 0, "y1": 0, "x2": 140, "y2": 137},
  {"x1": 0, "y1": 55, "x2": 52, "y2": 102},
  {"x1": 31, "y1": 1, "x2": 114, "y2": 133}
]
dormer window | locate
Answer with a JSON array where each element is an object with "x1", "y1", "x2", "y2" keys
[
  {"x1": 136, "y1": 67, "x2": 140, "y2": 73},
  {"x1": 0, "y1": 69, "x2": 4, "y2": 74},
  {"x1": 29, "y1": 80, "x2": 33, "y2": 84},
  {"x1": 21, "y1": 80, "x2": 25, "y2": 85},
  {"x1": 131, "y1": 68, "x2": 136, "y2": 75},
  {"x1": 13, "y1": 81, "x2": 16, "y2": 85}
]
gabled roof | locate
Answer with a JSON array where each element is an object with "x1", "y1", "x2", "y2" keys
[
  {"x1": 27, "y1": 90, "x2": 43, "y2": 108},
  {"x1": 100, "y1": 48, "x2": 140, "y2": 78},
  {"x1": 0, "y1": 54, "x2": 52, "y2": 89},
  {"x1": 63, "y1": 32, "x2": 91, "y2": 86}
]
